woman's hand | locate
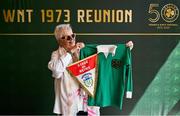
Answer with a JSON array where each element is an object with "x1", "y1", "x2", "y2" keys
[
  {"x1": 76, "y1": 42, "x2": 85, "y2": 51},
  {"x1": 126, "y1": 41, "x2": 134, "y2": 50},
  {"x1": 69, "y1": 42, "x2": 85, "y2": 62},
  {"x1": 70, "y1": 42, "x2": 85, "y2": 53}
]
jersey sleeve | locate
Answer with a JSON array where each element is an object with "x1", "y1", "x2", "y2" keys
[{"x1": 125, "y1": 47, "x2": 133, "y2": 99}]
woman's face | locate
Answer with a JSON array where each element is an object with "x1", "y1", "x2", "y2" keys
[{"x1": 58, "y1": 28, "x2": 76, "y2": 51}]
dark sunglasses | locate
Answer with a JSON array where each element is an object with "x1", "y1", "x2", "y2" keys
[{"x1": 60, "y1": 33, "x2": 76, "y2": 40}]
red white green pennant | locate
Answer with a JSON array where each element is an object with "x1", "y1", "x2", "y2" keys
[{"x1": 67, "y1": 54, "x2": 98, "y2": 97}]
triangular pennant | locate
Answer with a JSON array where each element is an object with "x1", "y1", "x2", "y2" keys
[{"x1": 67, "y1": 54, "x2": 98, "y2": 97}]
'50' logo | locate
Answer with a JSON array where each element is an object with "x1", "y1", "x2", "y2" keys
[{"x1": 148, "y1": 4, "x2": 179, "y2": 23}]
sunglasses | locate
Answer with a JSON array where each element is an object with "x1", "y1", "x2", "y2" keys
[{"x1": 60, "y1": 33, "x2": 76, "y2": 40}]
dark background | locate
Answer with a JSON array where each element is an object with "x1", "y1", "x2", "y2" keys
[{"x1": 0, "y1": 0, "x2": 179, "y2": 115}]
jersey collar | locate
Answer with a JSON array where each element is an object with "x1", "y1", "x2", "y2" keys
[{"x1": 96, "y1": 45, "x2": 117, "y2": 58}]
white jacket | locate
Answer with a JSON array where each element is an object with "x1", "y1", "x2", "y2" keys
[{"x1": 48, "y1": 47, "x2": 100, "y2": 116}]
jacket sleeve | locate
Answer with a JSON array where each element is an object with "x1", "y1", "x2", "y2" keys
[
  {"x1": 48, "y1": 51, "x2": 72, "y2": 79},
  {"x1": 125, "y1": 48, "x2": 133, "y2": 99}
]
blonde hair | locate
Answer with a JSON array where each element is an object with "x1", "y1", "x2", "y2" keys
[{"x1": 54, "y1": 24, "x2": 72, "y2": 41}]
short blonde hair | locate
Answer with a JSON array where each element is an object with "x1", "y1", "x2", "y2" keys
[{"x1": 54, "y1": 24, "x2": 72, "y2": 41}]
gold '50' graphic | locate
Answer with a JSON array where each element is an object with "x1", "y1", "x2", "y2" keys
[{"x1": 148, "y1": 3, "x2": 179, "y2": 23}]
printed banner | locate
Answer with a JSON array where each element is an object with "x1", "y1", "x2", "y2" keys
[{"x1": 67, "y1": 54, "x2": 98, "y2": 97}]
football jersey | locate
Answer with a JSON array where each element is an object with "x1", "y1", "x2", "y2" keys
[{"x1": 80, "y1": 44, "x2": 133, "y2": 110}]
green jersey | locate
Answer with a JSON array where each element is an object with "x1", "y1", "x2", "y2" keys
[{"x1": 80, "y1": 44, "x2": 133, "y2": 110}]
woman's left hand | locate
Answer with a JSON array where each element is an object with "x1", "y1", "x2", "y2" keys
[{"x1": 126, "y1": 41, "x2": 134, "y2": 50}]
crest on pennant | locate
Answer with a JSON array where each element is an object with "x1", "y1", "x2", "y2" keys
[{"x1": 67, "y1": 54, "x2": 98, "y2": 97}]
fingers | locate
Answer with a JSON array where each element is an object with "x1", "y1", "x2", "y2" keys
[
  {"x1": 69, "y1": 42, "x2": 84, "y2": 54},
  {"x1": 126, "y1": 41, "x2": 134, "y2": 50},
  {"x1": 76, "y1": 42, "x2": 85, "y2": 49},
  {"x1": 126, "y1": 41, "x2": 133, "y2": 46},
  {"x1": 75, "y1": 42, "x2": 85, "y2": 52}
]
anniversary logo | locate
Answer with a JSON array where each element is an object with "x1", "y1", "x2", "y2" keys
[{"x1": 148, "y1": 3, "x2": 179, "y2": 30}]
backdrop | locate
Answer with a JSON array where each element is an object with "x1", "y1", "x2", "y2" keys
[{"x1": 0, "y1": 0, "x2": 180, "y2": 115}]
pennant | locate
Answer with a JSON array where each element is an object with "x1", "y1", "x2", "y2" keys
[{"x1": 67, "y1": 54, "x2": 98, "y2": 97}]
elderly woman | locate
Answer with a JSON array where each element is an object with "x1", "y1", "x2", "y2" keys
[
  {"x1": 48, "y1": 24, "x2": 100, "y2": 116},
  {"x1": 48, "y1": 24, "x2": 133, "y2": 116}
]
